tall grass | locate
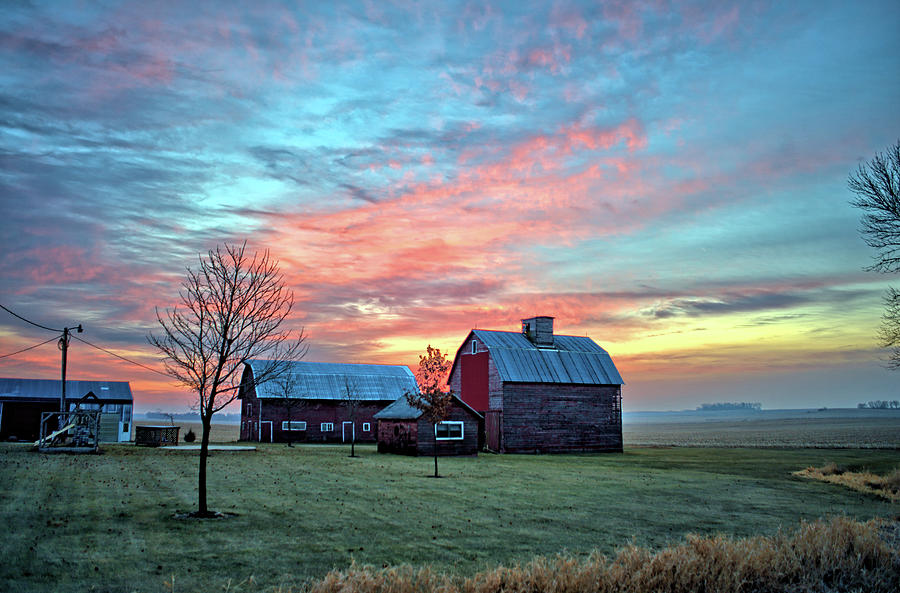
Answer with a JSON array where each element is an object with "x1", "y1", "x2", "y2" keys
[
  {"x1": 796, "y1": 464, "x2": 900, "y2": 502},
  {"x1": 305, "y1": 517, "x2": 898, "y2": 593}
]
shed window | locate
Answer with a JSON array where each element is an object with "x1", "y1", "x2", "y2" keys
[
  {"x1": 362, "y1": 422, "x2": 371, "y2": 431},
  {"x1": 282, "y1": 421, "x2": 307, "y2": 431},
  {"x1": 471, "y1": 340, "x2": 477, "y2": 354},
  {"x1": 321, "y1": 422, "x2": 334, "y2": 432},
  {"x1": 435, "y1": 421, "x2": 464, "y2": 440}
]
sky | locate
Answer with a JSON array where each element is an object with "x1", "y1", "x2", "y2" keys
[{"x1": 1, "y1": 0, "x2": 898, "y2": 413}]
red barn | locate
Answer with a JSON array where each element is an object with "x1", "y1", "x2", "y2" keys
[
  {"x1": 448, "y1": 316, "x2": 624, "y2": 453},
  {"x1": 238, "y1": 361, "x2": 417, "y2": 444},
  {"x1": 373, "y1": 394, "x2": 482, "y2": 456}
]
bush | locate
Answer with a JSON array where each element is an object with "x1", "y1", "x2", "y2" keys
[
  {"x1": 883, "y1": 467, "x2": 900, "y2": 494},
  {"x1": 821, "y1": 462, "x2": 846, "y2": 475},
  {"x1": 183, "y1": 429, "x2": 196, "y2": 443}
]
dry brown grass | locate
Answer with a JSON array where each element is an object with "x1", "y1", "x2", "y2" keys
[
  {"x1": 296, "y1": 517, "x2": 898, "y2": 593},
  {"x1": 795, "y1": 465, "x2": 900, "y2": 502}
]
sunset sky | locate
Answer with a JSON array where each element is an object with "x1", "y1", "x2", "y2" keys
[{"x1": 1, "y1": 1, "x2": 898, "y2": 413}]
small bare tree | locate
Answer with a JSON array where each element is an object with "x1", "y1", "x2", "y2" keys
[
  {"x1": 149, "y1": 242, "x2": 307, "y2": 517},
  {"x1": 271, "y1": 368, "x2": 306, "y2": 447},
  {"x1": 342, "y1": 376, "x2": 363, "y2": 457},
  {"x1": 849, "y1": 140, "x2": 900, "y2": 369},
  {"x1": 156, "y1": 410, "x2": 176, "y2": 426},
  {"x1": 405, "y1": 345, "x2": 453, "y2": 478}
]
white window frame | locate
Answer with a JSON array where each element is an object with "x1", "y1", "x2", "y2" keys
[
  {"x1": 321, "y1": 422, "x2": 334, "y2": 432},
  {"x1": 471, "y1": 340, "x2": 477, "y2": 354},
  {"x1": 435, "y1": 420, "x2": 464, "y2": 440},
  {"x1": 362, "y1": 422, "x2": 371, "y2": 432},
  {"x1": 282, "y1": 421, "x2": 307, "y2": 431}
]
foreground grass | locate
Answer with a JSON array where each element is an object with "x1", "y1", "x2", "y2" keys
[
  {"x1": 308, "y1": 517, "x2": 899, "y2": 593},
  {"x1": 1, "y1": 443, "x2": 898, "y2": 592}
]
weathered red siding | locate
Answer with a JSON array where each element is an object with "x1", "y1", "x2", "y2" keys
[
  {"x1": 240, "y1": 392, "x2": 388, "y2": 444},
  {"x1": 413, "y1": 405, "x2": 480, "y2": 456},
  {"x1": 499, "y1": 383, "x2": 622, "y2": 453},
  {"x1": 376, "y1": 401, "x2": 480, "y2": 456},
  {"x1": 376, "y1": 419, "x2": 418, "y2": 454}
]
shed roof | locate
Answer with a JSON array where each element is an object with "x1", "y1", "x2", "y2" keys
[
  {"x1": 0, "y1": 378, "x2": 133, "y2": 402},
  {"x1": 452, "y1": 329, "x2": 624, "y2": 385},
  {"x1": 245, "y1": 360, "x2": 418, "y2": 401},
  {"x1": 374, "y1": 393, "x2": 483, "y2": 420}
]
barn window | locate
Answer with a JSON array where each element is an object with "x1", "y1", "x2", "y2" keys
[
  {"x1": 471, "y1": 340, "x2": 477, "y2": 354},
  {"x1": 362, "y1": 422, "x2": 371, "y2": 431},
  {"x1": 435, "y1": 421, "x2": 464, "y2": 440},
  {"x1": 282, "y1": 421, "x2": 307, "y2": 431},
  {"x1": 321, "y1": 422, "x2": 334, "y2": 432}
]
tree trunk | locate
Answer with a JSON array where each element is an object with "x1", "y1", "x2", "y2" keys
[
  {"x1": 433, "y1": 424, "x2": 439, "y2": 477},
  {"x1": 351, "y1": 436, "x2": 355, "y2": 457},
  {"x1": 286, "y1": 404, "x2": 293, "y2": 447},
  {"x1": 198, "y1": 417, "x2": 212, "y2": 516}
]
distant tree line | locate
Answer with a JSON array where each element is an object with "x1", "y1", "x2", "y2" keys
[
  {"x1": 144, "y1": 411, "x2": 242, "y2": 423},
  {"x1": 696, "y1": 402, "x2": 762, "y2": 411},
  {"x1": 856, "y1": 400, "x2": 900, "y2": 409}
]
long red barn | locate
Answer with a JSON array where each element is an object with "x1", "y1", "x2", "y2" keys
[{"x1": 238, "y1": 361, "x2": 418, "y2": 444}]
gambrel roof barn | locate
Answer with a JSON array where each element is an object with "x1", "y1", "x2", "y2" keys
[{"x1": 448, "y1": 316, "x2": 624, "y2": 453}]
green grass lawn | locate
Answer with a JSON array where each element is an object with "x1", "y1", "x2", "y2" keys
[{"x1": 1, "y1": 443, "x2": 897, "y2": 592}]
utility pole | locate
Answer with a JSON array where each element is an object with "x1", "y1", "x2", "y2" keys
[
  {"x1": 58, "y1": 324, "x2": 83, "y2": 426},
  {"x1": 0, "y1": 305, "x2": 83, "y2": 430}
]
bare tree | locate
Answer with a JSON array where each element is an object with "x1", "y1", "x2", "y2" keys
[
  {"x1": 342, "y1": 376, "x2": 363, "y2": 457},
  {"x1": 149, "y1": 242, "x2": 307, "y2": 517},
  {"x1": 877, "y1": 287, "x2": 900, "y2": 370},
  {"x1": 271, "y1": 368, "x2": 306, "y2": 447},
  {"x1": 849, "y1": 140, "x2": 900, "y2": 369},
  {"x1": 404, "y1": 345, "x2": 453, "y2": 478}
]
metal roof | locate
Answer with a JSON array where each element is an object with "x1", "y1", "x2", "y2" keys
[
  {"x1": 374, "y1": 394, "x2": 483, "y2": 420},
  {"x1": 373, "y1": 395, "x2": 423, "y2": 420},
  {"x1": 0, "y1": 378, "x2": 133, "y2": 402},
  {"x1": 246, "y1": 360, "x2": 418, "y2": 401},
  {"x1": 460, "y1": 329, "x2": 624, "y2": 385}
]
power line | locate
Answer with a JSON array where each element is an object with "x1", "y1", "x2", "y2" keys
[
  {"x1": 71, "y1": 335, "x2": 171, "y2": 378},
  {"x1": 0, "y1": 304, "x2": 63, "y2": 333},
  {"x1": 0, "y1": 336, "x2": 59, "y2": 360}
]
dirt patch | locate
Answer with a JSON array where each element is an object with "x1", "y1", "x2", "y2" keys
[{"x1": 172, "y1": 510, "x2": 239, "y2": 520}]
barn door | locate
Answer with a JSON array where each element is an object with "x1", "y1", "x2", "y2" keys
[
  {"x1": 486, "y1": 411, "x2": 501, "y2": 451},
  {"x1": 342, "y1": 421, "x2": 355, "y2": 443},
  {"x1": 260, "y1": 421, "x2": 273, "y2": 443}
]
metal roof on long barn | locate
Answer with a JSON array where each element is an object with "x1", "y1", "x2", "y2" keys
[
  {"x1": 468, "y1": 330, "x2": 624, "y2": 385},
  {"x1": 0, "y1": 378, "x2": 133, "y2": 401},
  {"x1": 246, "y1": 361, "x2": 418, "y2": 401}
]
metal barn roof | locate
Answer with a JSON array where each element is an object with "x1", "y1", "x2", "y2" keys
[
  {"x1": 246, "y1": 360, "x2": 418, "y2": 401},
  {"x1": 464, "y1": 329, "x2": 624, "y2": 385},
  {"x1": 374, "y1": 394, "x2": 483, "y2": 420},
  {"x1": 373, "y1": 396, "x2": 423, "y2": 420},
  {"x1": 0, "y1": 378, "x2": 133, "y2": 402}
]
